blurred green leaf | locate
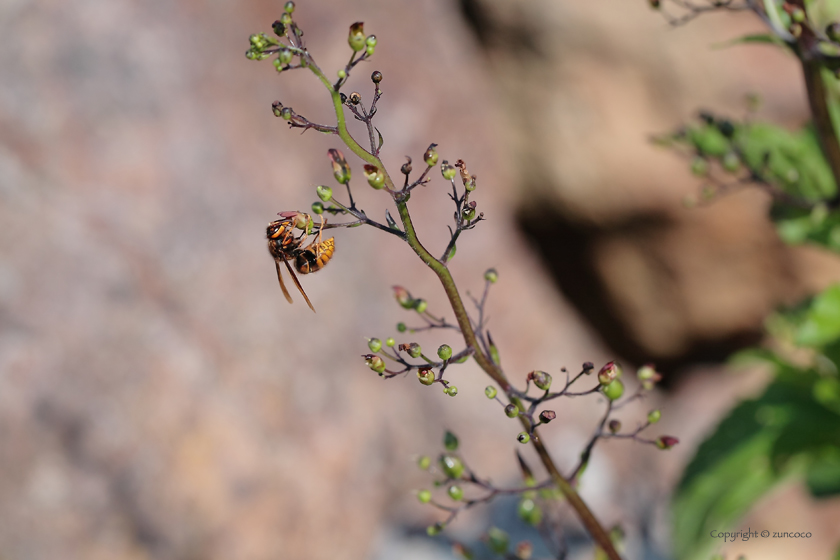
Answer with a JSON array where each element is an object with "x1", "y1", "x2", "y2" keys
[
  {"x1": 806, "y1": 447, "x2": 840, "y2": 497},
  {"x1": 796, "y1": 284, "x2": 840, "y2": 346},
  {"x1": 714, "y1": 33, "x2": 787, "y2": 49}
]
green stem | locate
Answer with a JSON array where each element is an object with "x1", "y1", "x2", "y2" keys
[{"x1": 307, "y1": 54, "x2": 621, "y2": 560}]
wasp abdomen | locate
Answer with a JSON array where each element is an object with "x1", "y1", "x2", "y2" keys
[{"x1": 296, "y1": 237, "x2": 335, "y2": 274}]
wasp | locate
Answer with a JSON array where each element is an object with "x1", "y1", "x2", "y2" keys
[{"x1": 267, "y1": 211, "x2": 335, "y2": 313}]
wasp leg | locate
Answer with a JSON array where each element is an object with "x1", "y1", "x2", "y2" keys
[
  {"x1": 274, "y1": 259, "x2": 294, "y2": 304},
  {"x1": 283, "y1": 257, "x2": 315, "y2": 313}
]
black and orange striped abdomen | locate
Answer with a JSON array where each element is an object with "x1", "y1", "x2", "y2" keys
[{"x1": 295, "y1": 237, "x2": 335, "y2": 274}]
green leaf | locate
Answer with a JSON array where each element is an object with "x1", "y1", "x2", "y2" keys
[
  {"x1": 806, "y1": 447, "x2": 840, "y2": 497},
  {"x1": 796, "y1": 284, "x2": 840, "y2": 346},
  {"x1": 713, "y1": 33, "x2": 787, "y2": 49}
]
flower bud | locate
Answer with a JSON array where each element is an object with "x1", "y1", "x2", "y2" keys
[
  {"x1": 647, "y1": 409, "x2": 661, "y2": 424},
  {"x1": 406, "y1": 342, "x2": 422, "y2": 358},
  {"x1": 441, "y1": 160, "x2": 457, "y2": 180},
  {"x1": 417, "y1": 455, "x2": 431, "y2": 470},
  {"x1": 371, "y1": 70, "x2": 383, "y2": 83},
  {"x1": 284, "y1": 1, "x2": 295, "y2": 13},
  {"x1": 413, "y1": 299, "x2": 428, "y2": 313},
  {"x1": 485, "y1": 386, "x2": 497, "y2": 399},
  {"x1": 444, "y1": 385, "x2": 458, "y2": 397},
  {"x1": 348, "y1": 22, "x2": 366, "y2": 52},
  {"x1": 348, "y1": 91, "x2": 361, "y2": 105},
  {"x1": 427, "y1": 522, "x2": 445, "y2": 536},
  {"x1": 539, "y1": 410, "x2": 556, "y2": 423},
  {"x1": 273, "y1": 58, "x2": 285, "y2": 72},
  {"x1": 443, "y1": 430, "x2": 459, "y2": 451},
  {"x1": 385, "y1": 337, "x2": 396, "y2": 347},
  {"x1": 505, "y1": 404, "x2": 520, "y2": 418},
  {"x1": 417, "y1": 368, "x2": 435, "y2": 385},
  {"x1": 598, "y1": 361, "x2": 621, "y2": 386},
  {"x1": 397, "y1": 322, "x2": 407, "y2": 332},
  {"x1": 280, "y1": 107, "x2": 293, "y2": 120},
  {"x1": 328, "y1": 148, "x2": 351, "y2": 184},
  {"x1": 365, "y1": 45, "x2": 375, "y2": 57},
  {"x1": 401, "y1": 157, "x2": 412, "y2": 175},
  {"x1": 582, "y1": 362, "x2": 595, "y2": 374},
  {"x1": 366, "y1": 35, "x2": 377, "y2": 47},
  {"x1": 272, "y1": 20, "x2": 286, "y2": 36},
  {"x1": 828, "y1": 22, "x2": 840, "y2": 42},
  {"x1": 367, "y1": 338, "x2": 382, "y2": 352},
  {"x1": 486, "y1": 527, "x2": 509, "y2": 554},
  {"x1": 417, "y1": 489, "x2": 431, "y2": 503},
  {"x1": 464, "y1": 175, "x2": 476, "y2": 192},
  {"x1": 424, "y1": 143, "x2": 439, "y2": 166},
  {"x1": 437, "y1": 344, "x2": 453, "y2": 361},
  {"x1": 516, "y1": 432, "x2": 530, "y2": 444},
  {"x1": 601, "y1": 379, "x2": 624, "y2": 401},
  {"x1": 311, "y1": 201, "x2": 324, "y2": 215},
  {"x1": 440, "y1": 455, "x2": 465, "y2": 479},
  {"x1": 363, "y1": 164, "x2": 385, "y2": 189},
  {"x1": 608, "y1": 419, "x2": 621, "y2": 434},
  {"x1": 515, "y1": 541, "x2": 534, "y2": 560},
  {"x1": 462, "y1": 206, "x2": 476, "y2": 221},
  {"x1": 656, "y1": 435, "x2": 679, "y2": 449},
  {"x1": 528, "y1": 370, "x2": 552, "y2": 391},
  {"x1": 279, "y1": 12, "x2": 292, "y2": 25},
  {"x1": 447, "y1": 485, "x2": 463, "y2": 501},
  {"x1": 517, "y1": 498, "x2": 542, "y2": 525},
  {"x1": 392, "y1": 286, "x2": 414, "y2": 309},
  {"x1": 337, "y1": 69, "x2": 346, "y2": 80},
  {"x1": 316, "y1": 185, "x2": 332, "y2": 202},
  {"x1": 271, "y1": 101, "x2": 284, "y2": 117},
  {"x1": 277, "y1": 47, "x2": 293, "y2": 66},
  {"x1": 484, "y1": 268, "x2": 498, "y2": 283},
  {"x1": 363, "y1": 354, "x2": 386, "y2": 374}
]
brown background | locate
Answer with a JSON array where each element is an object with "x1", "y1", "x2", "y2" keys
[{"x1": 1, "y1": 0, "x2": 839, "y2": 559}]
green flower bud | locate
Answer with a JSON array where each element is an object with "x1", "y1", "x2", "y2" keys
[
  {"x1": 271, "y1": 101, "x2": 283, "y2": 117},
  {"x1": 363, "y1": 164, "x2": 386, "y2": 189},
  {"x1": 426, "y1": 522, "x2": 445, "y2": 536},
  {"x1": 485, "y1": 386, "x2": 497, "y2": 399},
  {"x1": 337, "y1": 69, "x2": 346, "y2": 79},
  {"x1": 363, "y1": 354, "x2": 386, "y2": 374},
  {"x1": 601, "y1": 379, "x2": 625, "y2": 401},
  {"x1": 691, "y1": 156, "x2": 709, "y2": 177},
  {"x1": 246, "y1": 49, "x2": 258, "y2": 60},
  {"x1": 656, "y1": 435, "x2": 679, "y2": 449},
  {"x1": 277, "y1": 47, "x2": 293, "y2": 66},
  {"x1": 280, "y1": 107, "x2": 293, "y2": 120},
  {"x1": 424, "y1": 143, "x2": 439, "y2": 166},
  {"x1": 367, "y1": 338, "x2": 382, "y2": 352},
  {"x1": 284, "y1": 1, "x2": 295, "y2": 13},
  {"x1": 529, "y1": 370, "x2": 551, "y2": 391},
  {"x1": 441, "y1": 160, "x2": 457, "y2": 180},
  {"x1": 316, "y1": 185, "x2": 333, "y2": 202},
  {"x1": 437, "y1": 344, "x2": 453, "y2": 361},
  {"x1": 447, "y1": 485, "x2": 463, "y2": 501},
  {"x1": 517, "y1": 498, "x2": 542, "y2": 525},
  {"x1": 273, "y1": 58, "x2": 284, "y2": 72},
  {"x1": 444, "y1": 385, "x2": 458, "y2": 397},
  {"x1": 365, "y1": 45, "x2": 375, "y2": 57},
  {"x1": 637, "y1": 364, "x2": 661, "y2": 390},
  {"x1": 385, "y1": 337, "x2": 396, "y2": 347},
  {"x1": 439, "y1": 455, "x2": 464, "y2": 479},
  {"x1": 462, "y1": 207, "x2": 476, "y2": 221},
  {"x1": 371, "y1": 70, "x2": 383, "y2": 83},
  {"x1": 272, "y1": 20, "x2": 286, "y2": 36},
  {"x1": 366, "y1": 35, "x2": 377, "y2": 47},
  {"x1": 597, "y1": 361, "x2": 621, "y2": 386},
  {"x1": 608, "y1": 419, "x2": 621, "y2": 434},
  {"x1": 538, "y1": 410, "x2": 556, "y2": 423},
  {"x1": 721, "y1": 151, "x2": 740, "y2": 173},
  {"x1": 505, "y1": 404, "x2": 520, "y2": 418},
  {"x1": 407, "y1": 343, "x2": 422, "y2": 358},
  {"x1": 397, "y1": 322, "x2": 407, "y2": 332},
  {"x1": 516, "y1": 432, "x2": 530, "y2": 444},
  {"x1": 310, "y1": 201, "x2": 324, "y2": 215},
  {"x1": 279, "y1": 12, "x2": 292, "y2": 25},
  {"x1": 417, "y1": 368, "x2": 435, "y2": 386},
  {"x1": 828, "y1": 22, "x2": 840, "y2": 43},
  {"x1": 443, "y1": 430, "x2": 459, "y2": 451},
  {"x1": 790, "y1": 6, "x2": 805, "y2": 22},
  {"x1": 328, "y1": 148, "x2": 351, "y2": 184},
  {"x1": 393, "y1": 286, "x2": 414, "y2": 309},
  {"x1": 417, "y1": 489, "x2": 432, "y2": 503},
  {"x1": 417, "y1": 455, "x2": 431, "y2": 470},
  {"x1": 348, "y1": 22, "x2": 366, "y2": 52},
  {"x1": 484, "y1": 268, "x2": 498, "y2": 283},
  {"x1": 413, "y1": 299, "x2": 428, "y2": 313},
  {"x1": 486, "y1": 527, "x2": 509, "y2": 554},
  {"x1": 647, "y1": 409, "x2": 662, "y2": 424}
]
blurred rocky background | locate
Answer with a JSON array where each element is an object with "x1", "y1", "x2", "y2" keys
[{"x1": 1, "y1": 0, "x2": 839, "y2": 559}]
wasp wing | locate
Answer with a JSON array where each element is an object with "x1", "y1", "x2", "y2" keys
[
  {"x1": 283, "y1": 257, "x2": 316, "y2": 313},
  {"x1": 274, "y1": 259, "x2": 294, "y2": 304}
]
